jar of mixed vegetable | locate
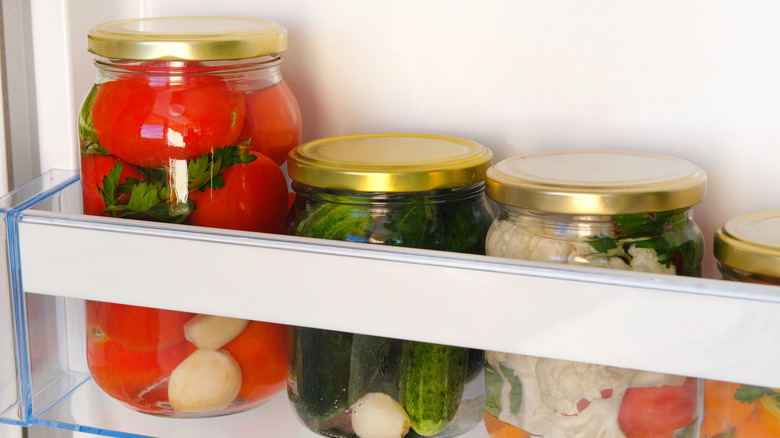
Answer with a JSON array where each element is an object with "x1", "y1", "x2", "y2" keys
[
  {"x1": 78, "y1": 17, "x2": 300, "y2": 416},
  {"x1": 482, "y1": 151, "x2": 706, "y2": 438},
  {"x1": 701, "y1": 211, "x2": 780, "y2": 438},
  {"x1": 286, "y1": 134, "x2": 494, "y2": 438}
]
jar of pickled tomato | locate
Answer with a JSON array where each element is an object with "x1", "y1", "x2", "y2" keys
[
  {"x1": 482, "y1": 151, "x2": 707, "y2": 438},
  {"x1": 78, "y1": 17, "x2": 300, "y2": 416},
  {"x1": 285, "y1": 134, "x2": 494, "y2": 438},
  {"x1": 701, "y1": 211, "x2": 780, "y2": 438}
]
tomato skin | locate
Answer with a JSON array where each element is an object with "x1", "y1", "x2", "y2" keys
[
  {"x1": 91, "y1": 74, "x2": 246, "y2": 168},
  {"x1": 236, "y1": 81, "x2": 301, "y2": 165},
  {"x1": 86, "y1": 301, "x2": 195, "y2": 352},
  {"x1": 86, "y1": 301, "x2": 191, "y2": 412},
  {"x1": 618, "y1": 377, "x2": 698, "y2": 438},
  {"x1": 87, "y1": 336, "x2": 189, "y2": 412},
  {"x1": 186, "y1": 153, "x2": 289, "y2": 233},
  {"x1": 222, "y1": 321, "x2": 287, "y2": 401},
  {"x1": 80, "y1": 154, "x2": 145, "y2": 216}
]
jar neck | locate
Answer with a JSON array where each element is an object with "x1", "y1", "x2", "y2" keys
[
  {"x1": 291, "y1": 182, "x2": 487, "y2": 206},
  {"x1": 498, "y1": 206, "x2": 694, "y2": 240},
  {"x1": 94, "y1": 55, "x2": 284, "y2": 91},
  {"x1": 719, "y1": 263, "x2": 780, "y2": 285}
]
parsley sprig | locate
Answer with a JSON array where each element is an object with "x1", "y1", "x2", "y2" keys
[
  {"x1": 586, "y1": 210, "x2": 703, "y2": 276},
  {"x1": 98, "y1": 144, "x2": 256, "y2": 222},
  {"x1": 734, "y1": 384, "x2": 778, "y2": 404}
]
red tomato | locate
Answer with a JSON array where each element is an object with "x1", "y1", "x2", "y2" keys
[
  {"x1": 91, "y1": 74, "x2": 246, "y2": 168},
  {"x1": 186, "y1": 153, "x2": 289, "y2": 233},
  {"x1": 221, "y1": 320, "x2": 287, "y2": 401},
  {"x1": 86, "y1": 302, "x2": 191, "y2": 412},
  {"x1": 618, "y1": 377, "x2": 698, "y2": 438},
  {"x1": 86, "y1": 300, "x2": 195, "y2": 352},
  {"x1": 87, "y1": 336, "x2": 189, "y2": 412},
  {"x1": 80, "y1": 154, "x2": 145, "y2": 216},
  {"x1": 236, "y1": 81, "x2": 301, "y2": 165}
]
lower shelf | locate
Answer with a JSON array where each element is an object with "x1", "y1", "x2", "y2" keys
[{"x1": 32, "y1": 378, "x2": 493, "y2": 438}]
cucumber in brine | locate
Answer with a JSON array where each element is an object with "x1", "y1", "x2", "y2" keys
[
  {"x1": 399, "y1": 341, "x2": 469, "y2": 437},
  {"x1": 348, "y1": 334, "x2": 403, "y2": 404},
  {"x1": 288, "y1": 327, "x2": 354, "y2": 424}
]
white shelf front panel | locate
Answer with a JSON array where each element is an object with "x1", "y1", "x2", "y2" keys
[{"x1": 15, "y1": 180, "x2": 780, "y2": 390}]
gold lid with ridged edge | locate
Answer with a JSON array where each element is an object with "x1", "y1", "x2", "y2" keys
[
  {"x1": 714, "y1": 211, "x2": 780, "y2": 277},
  {"x1": 486, "y1": 150, "x2": 707, "y2": 214},
  {"x1": 287, "y1": 134, "x2": 493, "y2": 192},
  {"x1": 87, "y1": 16, "x2": 287, "y2": 61}
]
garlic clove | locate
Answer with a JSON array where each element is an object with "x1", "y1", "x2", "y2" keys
[
  {"x1": 168, "y1": 348, "x2": 242, "y2": 414},
  {"x1": 183, "y1": 314, "x2": 249, "y2": 350},
  {"x1": 351, "y1": 392, "x2": 411, "y2": 438}
]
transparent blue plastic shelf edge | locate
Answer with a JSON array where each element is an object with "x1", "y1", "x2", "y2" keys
[{"x1": 0, "y1": 169, "x2": 80, "y2": 426}]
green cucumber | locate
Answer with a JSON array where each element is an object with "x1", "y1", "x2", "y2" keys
[
  {"x1": 348, "y1": 334, "x2": 403, "y2": 404},
  {"x1": 290, "y1": 202, "x2": 373, "y2": 242},
  {"x1": 399, "y1": 341, "x2": 469, "y2": 437},
  {"x1": 289, "y1": 327, "x2": 354, "y2": 423}
]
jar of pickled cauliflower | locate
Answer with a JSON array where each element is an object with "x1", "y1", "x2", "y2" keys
[
  {"x1": 286, "y1": 134, "x2": 494, "y2": 438},
  {"x1": 79, "y1": 16, "x2": 300, "y2": 416},
  {"x1": 700, "y1": 211, "x2": 780, "y2": 438},
  {"x1": 483, "y1": 151, "x2": 707, "y2": 438}
]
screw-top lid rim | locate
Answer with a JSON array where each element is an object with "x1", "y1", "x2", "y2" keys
[{"x1": 87, "y1": 16, "x2": 287, "y2": 60}]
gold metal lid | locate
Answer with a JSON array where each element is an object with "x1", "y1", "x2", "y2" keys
[
  {"x1": 486, "y1": 151, "x2": 707, "y2": 214},
  {"x1": 87, "y1": 16, "x2": 287, "y2": 60},
  {"x1": 287, "y1": 134, "x2": 493, "y2": 192},
  {"x1": 714, "y1": 211, "x2": 780, "y2": 276}
]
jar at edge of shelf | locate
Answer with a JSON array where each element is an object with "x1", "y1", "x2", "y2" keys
[
  {"x1": 701, "y1": 211, "x2": 780, "y2": 438},
  {"x1": 78, "y1": 17, "x2": 301, "y2": 417},
  {"x1": 482, "y1": 151, "x2": 707, "y2": 438},
  {"x1": 285, "y1": 134, "x2": 495, "y2": 438}
]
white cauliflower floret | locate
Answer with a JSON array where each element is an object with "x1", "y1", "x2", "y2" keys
[
  {"x1": 534, "y1": 358, "x2": 625, "y2": 415},
  {"x1": 628, "y1": 246, "x2": 676, "y2": 274},
  {"x1": 492, "y1": 355, "x2": 636, "y2": 438},
  {"x1": 487, "y1": 219, "x2": 679, "y2": 275},
  {"x1": 487, "y1": 221, "x2": 589, "y2": 263}
]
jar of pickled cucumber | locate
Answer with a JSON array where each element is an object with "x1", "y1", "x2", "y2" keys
[
  {"x1": 482, "y1": 151, "x2": 707, "y2": 438},
  {"x1": 700, "y1": 211, "x2": 780, "y2": 438},
  {"x1": 79, "y1": 16, "x2": 300, "y2": 417},
  {"x1": 286, "y1": 134, "x2": 494, "y2": 438}
]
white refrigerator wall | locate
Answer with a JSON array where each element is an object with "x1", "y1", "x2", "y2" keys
[{"x1": 29, "y1": 0, "x2": 780, "y2": 274}]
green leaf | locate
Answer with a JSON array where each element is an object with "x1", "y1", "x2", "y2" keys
[
  {"x1": 94, "y1": 145, "x2": 255, "y2": 223},
  {"x1": 97, "y1": 160, "x2": 122, "y2": 215},
  {"x1": 734, "y1": 384, "x2": 776, "y2": 404},
  {"x1": 499, "y1": 363, "x2": 523, "y2": 415},
  {"x1": 187, "y1": 143, "x2": 256, "y2": 192},
  {"x1": 78, "y1": 84, "x2": 101, "y2": 153},
  {"x1": 124, "y1": 181, "x2": 166, "y2": 212},
  {"x1": 383, "y1": 205, "x2": 440, "y2": 248},
  {"x1": 484, "y1": 362, "x2": 524, "y2": 417},
  {"x1": 440, "y1": 200, "x2": 493, "y2": 255},
  {"x1": 484, "y1": 363, "x2": 504, "y2": 417},
  {"x1": 589, "y1": 235, "x2": 619, "y2": 253}
]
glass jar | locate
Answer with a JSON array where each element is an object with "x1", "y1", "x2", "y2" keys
[
  {"x1": 286, "y1": 134, "x2": 494, "y2": 438},
  {"x1": 78, "y1": 17, "x2": 300, "y2": 416},
  {"x1": 700, "y1": 211, "x2": 780, "y2": 438},
  {"x1": 482, "y1": 151, "x2": 707, "y2": 438}
]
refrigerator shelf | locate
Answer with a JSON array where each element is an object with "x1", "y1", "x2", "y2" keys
[{"x1": 4, "y1": 170, "x2": 780, "y2": 436}]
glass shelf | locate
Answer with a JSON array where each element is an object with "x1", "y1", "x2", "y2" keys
[{"x1": 4, "y1": 170, "x2": 780, "y2": 436}]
